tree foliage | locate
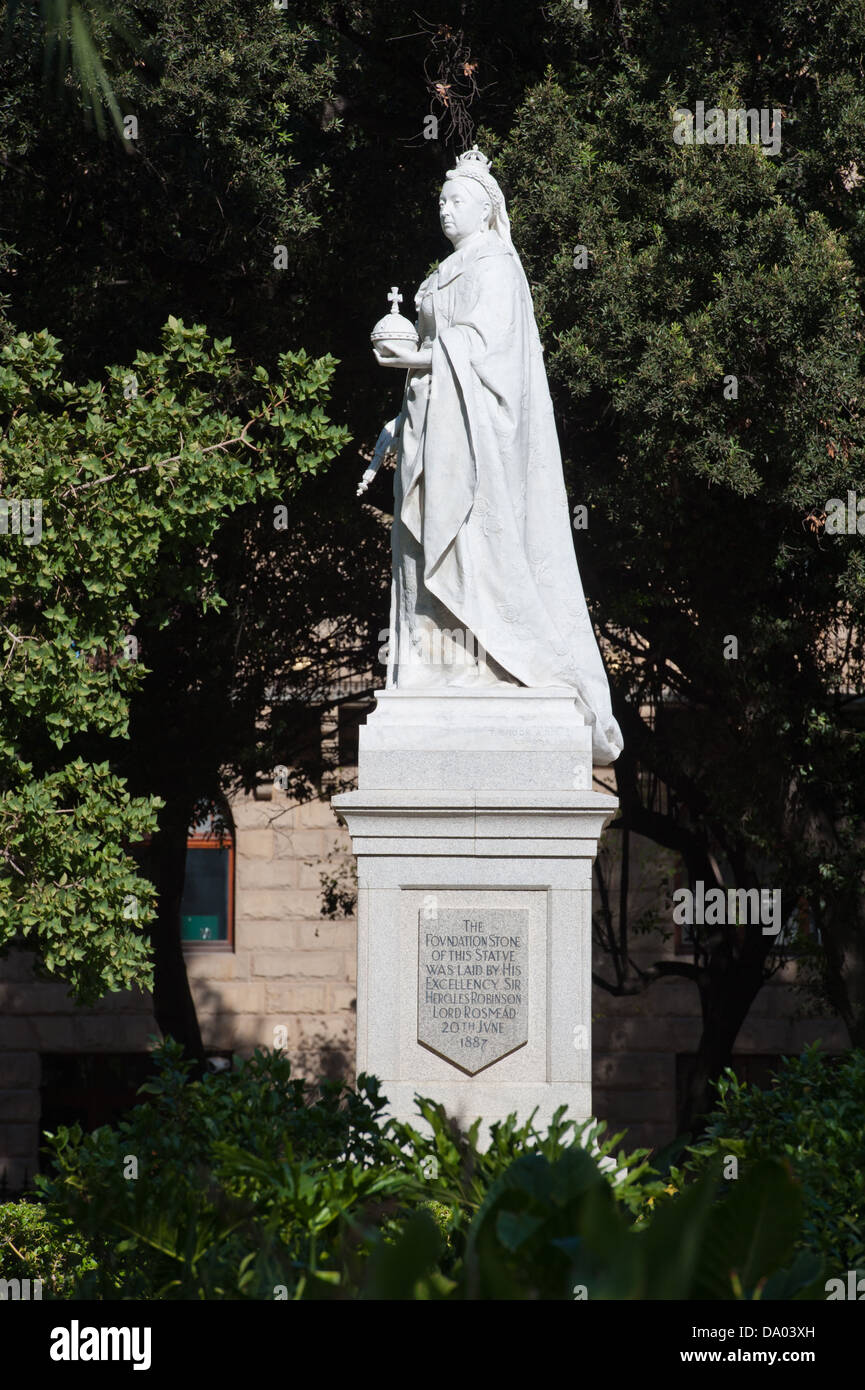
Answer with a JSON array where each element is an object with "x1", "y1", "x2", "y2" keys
[{"x1": 0, "y1": 320, "x2": 347, "y2": 1000}]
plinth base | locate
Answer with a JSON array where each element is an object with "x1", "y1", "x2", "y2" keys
[{"x1": 332, "y1": 690, "x2": 617, "y2": 1144}]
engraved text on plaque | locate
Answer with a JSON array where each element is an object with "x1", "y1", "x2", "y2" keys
[{"x1": 417, "y1": 907, "x2": 529, "y2": 1073}]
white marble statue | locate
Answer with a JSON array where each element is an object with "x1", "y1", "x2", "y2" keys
[{"x1": 367, "y1": 147, "x2": 623, "y2": 765}]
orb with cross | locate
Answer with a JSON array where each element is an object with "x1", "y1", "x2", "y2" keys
[{"x1": 370, "y1": 285, "x2": 419, "y2": 356}]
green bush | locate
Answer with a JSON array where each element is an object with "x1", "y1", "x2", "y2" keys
[
  {"x1": 35, "y1": 1037, "x2": 399, "y2": 1299},
  {"x1": 31, "y1": 1039, "x2": 826, "y2": 1300},
  {"x1": 416, "y1": 1152, "x2": 821, "y2": 1301},
  {"x1": 32, "y1": 1039, "x2": 662, "y2": 1299},
  {"x1": 672, "y1": 1045, "x2": 865, "y2": 1275},
  {"x1": 0, "y1": 1198, "x2": 96, "y2": 1298}
]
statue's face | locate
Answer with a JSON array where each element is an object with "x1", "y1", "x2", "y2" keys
[{"x1": 439, "y1": 179, "x2": 490, "y2": 245}]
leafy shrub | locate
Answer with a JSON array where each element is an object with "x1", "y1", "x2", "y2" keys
[
  {"x1": 672, "y1": 1045, "x2": 865, "y2": 1274},
  {"x1": 32, "y1": 1039, "x2": 825, "y2": 1300},
  {"x1": 35, "y1": 1038, "x2": 398, "y2": 1299},
  {"x1": 33, "y1": 1040, "x2": 662, "y2": 1299},
  {"x1": 0, "y1": 1199, "x2": 96, "y2": 1297},
  {"x1": 425, "y1": 1151, "x2": 821, "y2": 1301}
]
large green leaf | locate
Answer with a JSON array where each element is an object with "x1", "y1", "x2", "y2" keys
[{"x1": 692, "y1": 1159, "x2": 804, "y2": 1300}]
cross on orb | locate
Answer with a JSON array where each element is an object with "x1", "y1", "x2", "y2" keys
[{"x1": 388, "y1": 286, "x2": 403, "y2": 314}]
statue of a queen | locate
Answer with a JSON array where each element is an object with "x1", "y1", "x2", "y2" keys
[{"x1": 371, "y1": 147, "x2": 623, "y2": 766}]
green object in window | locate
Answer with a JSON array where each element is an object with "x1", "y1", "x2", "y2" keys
[{"x1": 181, "y1": 914, "x2": 221, "y2": 942}]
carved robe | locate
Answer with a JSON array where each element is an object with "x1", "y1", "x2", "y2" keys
[{"x1": 387, "y1": 230, "x2": 623, "y2": 765}]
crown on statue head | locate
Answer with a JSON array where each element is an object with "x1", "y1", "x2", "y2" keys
[
  {"x1": 455, "y1": 145, "x2": 492, "y2": 172},
  {"x1": 448, "y1": 145, "x2": 503, "y2": 213}
]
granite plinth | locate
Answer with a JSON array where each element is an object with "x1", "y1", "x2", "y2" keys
[{"x1": 332, "y1": 689, "x2": 617, "y2": 1145}]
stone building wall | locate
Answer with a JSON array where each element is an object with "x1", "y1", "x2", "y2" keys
[
  {"x1": 588, "y1": 765, "x2": 847, "y2": 1149},
  {"x1": 207, "y1": 786, "x2": 357, "y2": 1071},
  {"x1": 592, "y1": 967, "x2": 847, "y2": 1152}
]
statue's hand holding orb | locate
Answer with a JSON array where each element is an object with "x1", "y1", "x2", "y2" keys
[
  {"x1": 373, "y1": 342, "x2": 422, "y2": 368},
  {"x1": 370, "y1": 284, "x2": 428, "y2": 369}
]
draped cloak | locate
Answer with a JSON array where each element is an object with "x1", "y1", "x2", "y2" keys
[{"x1": 386, "y1": 230, "x2": 623, "y2": 765}]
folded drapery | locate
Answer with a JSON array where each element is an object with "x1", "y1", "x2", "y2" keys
[{"x1": 386, "y1": 228, "x2": 623, "y2": 766}]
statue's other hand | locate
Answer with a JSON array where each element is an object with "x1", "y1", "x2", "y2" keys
[{"x1": 356, "y1": 414, "x2": 403, "y2": 498}]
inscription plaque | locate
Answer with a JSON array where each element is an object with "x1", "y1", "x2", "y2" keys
[{"x1": 418, "y1": 907, "x2": 529, "y2": 1073}]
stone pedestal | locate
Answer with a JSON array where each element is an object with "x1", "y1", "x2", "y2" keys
[{"x1": 332, "y1": 689, "x2": 617, "y2": 1141}]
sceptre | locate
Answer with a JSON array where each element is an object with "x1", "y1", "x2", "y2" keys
[{"x1": 358, "y1": 413, "x2": 404, "y2": 497}]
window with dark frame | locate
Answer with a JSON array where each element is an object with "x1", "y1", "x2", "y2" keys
[{"x1": 181, "y1": 822, "x2": 235, "y2": 948}]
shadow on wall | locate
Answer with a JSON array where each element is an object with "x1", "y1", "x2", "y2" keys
[
  {"x1": 304, "y1": 1042, "x2": 353, "y2": 1083},
  {"x1": 292, "y1": 1001, "x2": 356, "y2": 1085},
  {"x1": 184, "y1": 963, "x2": 357, "y2": 1085}
]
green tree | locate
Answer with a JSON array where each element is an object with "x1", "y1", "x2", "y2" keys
[
  {"x1": 3, "y1": 0, "x2": 141, "y2": 140},
  {"x1": 116, "y1": 426, "x2": 388, "y2": 1053},
  {"x1": 0, "y1": 319, "x2": 347, "y2": 1014},
  {"x1": 491, "y1": 1, "x2": 865, "y2": 1125}
]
